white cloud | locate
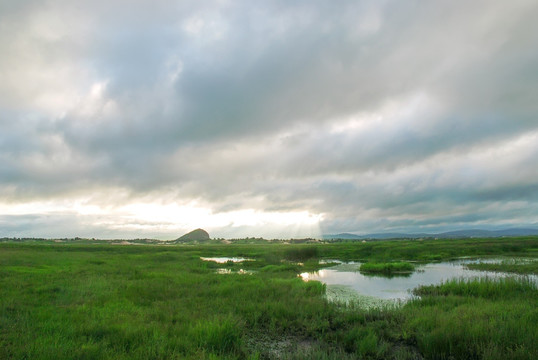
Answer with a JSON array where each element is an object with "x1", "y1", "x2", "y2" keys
[{"x1": 1, "y1": 0, "x2": 538, "y2": 238}]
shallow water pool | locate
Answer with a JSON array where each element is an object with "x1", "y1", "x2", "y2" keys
[{"x1": 302, "y1": 259, "x2": 537, "y2": 302}]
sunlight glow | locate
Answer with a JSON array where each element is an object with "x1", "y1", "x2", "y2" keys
[{"x1": 0, "y1": 197, "x2": 323, "y2": 239}]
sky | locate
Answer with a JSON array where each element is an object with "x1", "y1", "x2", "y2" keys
[{"x1": 1, "y1": 0, "x2": 538, "y2": 239}]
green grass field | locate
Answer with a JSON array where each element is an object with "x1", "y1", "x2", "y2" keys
[{"x1": 1, "y1": 237, "x2": 537, "y2": 359}]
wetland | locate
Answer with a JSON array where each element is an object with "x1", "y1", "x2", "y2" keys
[
  {"x1": 302, "y1": 258, "x2": 538, "y2": 302},
  {"x1": 1, "y1": 237, "x2": 537, "y2": 359}
]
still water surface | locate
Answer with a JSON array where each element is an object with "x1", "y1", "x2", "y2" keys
[
  {"x1": 200, "y1": 257, "x2": 253, "y2": 263},
  {"x1": 302, "y1": 260, "x2": 537, "y2": 301}
]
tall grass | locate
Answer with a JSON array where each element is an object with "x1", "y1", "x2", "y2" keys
[
  {"x1": 0, "y1": 244, "x2": 340, "y2": 359},
  {"x1": 359, "y1": 262, "x2": 415, "y2": 275},
  {"x1": 283, "y1": 246, "x2": 319, "y2": 261},
  {"x1": 413, "y1": 276, "x2": 537, "y2": 298},
  {"x1": 1, "y1": 239, "x2": 537, "y2": 359},
  {"x1": 406, "y1": 277, "x2": 538, "y2": 359}
]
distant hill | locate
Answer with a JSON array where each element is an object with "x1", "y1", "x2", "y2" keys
[
  {"x1": 323, "y1": 233, "x2": 364, "y2": 240},
  {"x1": 176, "y1": 228, "x2": 210, "y2": 242},
  {"x1": 323, "y1": 228, "x2": 538, "y2": 240},
  {"x1": 438, "y1": 228, "x2": 538, "y2": 238},
  {"x1": 323, "y1": 232, "x2": 428, "y2": 240}
]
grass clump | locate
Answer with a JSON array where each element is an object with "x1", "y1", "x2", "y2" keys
[
  {"x1": 283, "y1": 246, "x2": 319, "y2": 261},
  {"x1": 359, "y1": 262, "x2": 415, "y2": 276},
  {"x1": 189, "y1": 317, "x2": 242, "y2": 355}
]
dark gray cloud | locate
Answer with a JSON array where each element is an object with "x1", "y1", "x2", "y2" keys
[{"x1": 1, "y1": 0, "x2": 538, "y2": 238}]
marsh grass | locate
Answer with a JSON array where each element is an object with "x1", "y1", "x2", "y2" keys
[
  {"x1": 360, "y1": 262, "x2": 415, "y2": 276},
  {"x1": 406, "y1": 277, "x2": 538, "y2": 359},
  {"x1": 318, "y1": 236, "x2": 538, "y2": 262},
  {"x1": 413, "y1": 276, "x2": 536, "y2": 298},
  {"x1": 1, "y1": 238, "x2": 537, "y2": 359},
  {"x1": 283, "y1": 246, "x2": 319, "y2": 262},
  {"x1": 0, "y1": 244, "x2": 337, "y2": 359},
  {"x1": 465, "y1": 258, "x2": 538, "y2": 274}
]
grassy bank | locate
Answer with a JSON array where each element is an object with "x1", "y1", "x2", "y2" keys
[
  {"x1": 465, "y1": 258, "x2": 538, "y2": 274},
  {"x1": 1, "y1": 237, "x2": 537, "y2": 359},
  {"x1": 318, "y1": 236, "x2": 538, "y2": 262}
]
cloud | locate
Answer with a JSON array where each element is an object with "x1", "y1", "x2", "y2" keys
[{"x1": 1, "y1": 0, "x2": 538, "y2": 238}]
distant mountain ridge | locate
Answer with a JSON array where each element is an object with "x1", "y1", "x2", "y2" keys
[{"x1": 323, "y1": 228, "x2": 538, "y2": 240}]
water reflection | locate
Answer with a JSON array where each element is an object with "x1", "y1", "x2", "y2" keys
[
  {"x1": 360, "y1": 271, "x2": 413, "y2": 279},
  {"x1": 200, "y1": 257, "x2": 253, "y2": 263},
  {"x1": 216, "y1": 268, "x2": 253, "y2": 275},
  {"x1": 302, "y1": 260, "x2": 537, "y2": 301}
]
